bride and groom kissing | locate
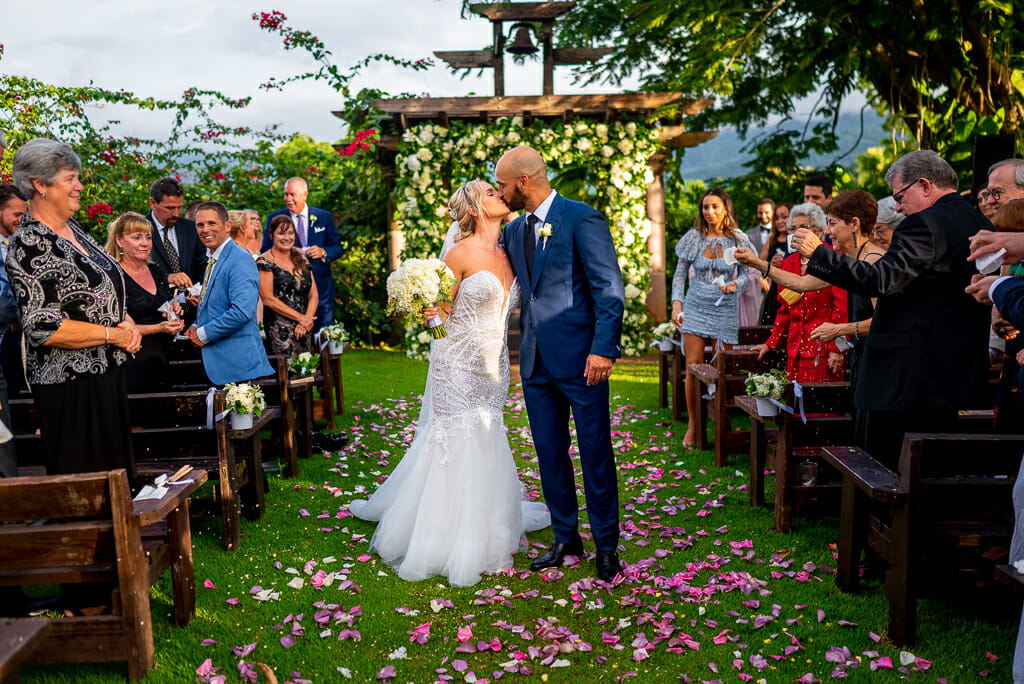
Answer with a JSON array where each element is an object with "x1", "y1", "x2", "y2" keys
[{"x1": 350, "y1": 146, "x2": 626, "y2": 587}]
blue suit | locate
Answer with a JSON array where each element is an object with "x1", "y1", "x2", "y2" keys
[
  {"x1": 502, "y1": 192, "x2": 625, "y2": 552},
  {"x1": 262, "y1": 206, "x2": 342, "y2": 331},
  {"x1": 197, "y1": 239, "x2": 273, "y2": 386}
]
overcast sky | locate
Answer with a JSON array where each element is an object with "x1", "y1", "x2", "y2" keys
[{"x1": 2, "y1": 0, "x2": 631, "y2": 142}]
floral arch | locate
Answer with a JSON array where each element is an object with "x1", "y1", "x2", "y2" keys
[{"x1": 392, "y1": 116, "x2": 660, "y2": 359}]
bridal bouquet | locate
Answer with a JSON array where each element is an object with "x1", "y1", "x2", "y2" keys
[
  {"x1": 386, "y1": 257, "x2": 458, "y2": 338},
  {"x1": 224, "y1": 382, "x2": 266, "y2": 417},
  {"x1": 290, "y1": 351, "x2": 320, "y2": 376}
]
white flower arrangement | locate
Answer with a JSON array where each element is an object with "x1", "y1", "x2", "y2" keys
[
  {"x1": 224, "y1": 382, "x2": 266, "y2": 417},
  {"x1": 320, "y1": 322, "x2": 346, "y2": 343},
  {"x1": 386, "y1": 257, "x2": 458, "y2": 338},
  {"x1": 744, "y1": 369, "x2": 788, "y2": 401},
  {"x1": 651, "y1": 322, "x2": 676, "y2": 341},
  {"x1": 290, "y1": 351, "x2": 320, "y2": 376}
]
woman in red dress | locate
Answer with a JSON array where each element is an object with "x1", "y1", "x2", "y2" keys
[{"x1": 751, "y1": 203, "x2": 847, "y2": 382}]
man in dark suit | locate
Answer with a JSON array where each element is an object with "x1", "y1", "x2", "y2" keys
[
  {"x1": 261, "y1": 177, "x2": 342, "y2": 331},
  {"x1": 792, "y1": 150, "x2": 990, "y2": 467},
  {"x1": 496, "y1": 146, "x2": 626, "y2": 582},
  {"x1": 145, "y1": 177, "x2": 207, "y2": 287},
  {"x1": 186, "y1": 202, "x2": 273, "y2": 386}
]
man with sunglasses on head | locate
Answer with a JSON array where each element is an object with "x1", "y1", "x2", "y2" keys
[{"x1": 789, "y1": 150, "x2": 990, "y2": 468}]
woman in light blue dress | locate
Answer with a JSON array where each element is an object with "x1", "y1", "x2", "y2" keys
[{"x1": 670, "y1": 188, "x2": 752, "y2": 448}]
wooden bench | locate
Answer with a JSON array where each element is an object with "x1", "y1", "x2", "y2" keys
[
  {"x1": 738, "y1": 382, "x2": 853, "y2": 532},
  {"x1": 0, "y1": 468, "x2": 207, "y2": 680},
  {"x1": 665, "y1": 325, "x2": 770, "y2": 421},
  {"x1": 821, "y1": 433, "x2": 1024, "y2": 644},
  {"x1": 689, "y1": 344, "x2": 783, "y2": 466},
  {"x1": 0, "y1": 618, "x2": 49, "y2": 684},
  {"x1": 131, "y1": 390, "x2": 270, "y2": 551}
]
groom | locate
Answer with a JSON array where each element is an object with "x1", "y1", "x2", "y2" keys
[{"x1": 496, "y1": 146, "x2": 626, "y2": 582}]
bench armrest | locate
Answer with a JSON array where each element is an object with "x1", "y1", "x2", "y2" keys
[
  {"x1": 688, "y1": 363, "x2": 717, "y2": 384},
  {"x1": 132, "y1": 470, "x2": 209, "y2": 527},
  {"x1": 821, "y1": 446, "x2": 906, "y2": 503}
]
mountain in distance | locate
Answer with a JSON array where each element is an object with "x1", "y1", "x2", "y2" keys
[{"x1": 678, "y1": 110, "x2": 889, "y2": 181}]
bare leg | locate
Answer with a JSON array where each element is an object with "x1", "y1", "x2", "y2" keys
[{"x1": 682, "y1": 332, "x2": 706, "y2": 446}]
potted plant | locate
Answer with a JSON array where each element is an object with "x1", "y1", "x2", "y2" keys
[
  {"x1": 224, "y1": 382, "x2": 266, "y2": 430},
  {"x1": 320, "y1": 323, "x2": 347, "y2": 355},
  {"x1": 744, "y1": 369, "x2": 787, "y2": 417},
  {"x1": 290, "y1": 351, "x2": 320, "y2": 377},
  {"x1": 651, "y1": 321, "x2": 677, "y2": 352}
]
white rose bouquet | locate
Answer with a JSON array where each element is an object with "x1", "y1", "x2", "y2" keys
[
  {"x1": 290, "y1": 351, "x2": 320, "y2": 376},
  {"x1": 224, "y1": 382, "x2": 266, "y2": 417},
  {"x1": 386, "y1": 257, "x2": 458, "y2": 338},
  {"x1": 744, "y1": 369, "x2": 787, "y2": 401},
  {"x1": 320, "y1": 322, "x2": 346, "y2": 343},
  {"x1": 651, "y1": 322, "x2": 676, "y2": 341}
]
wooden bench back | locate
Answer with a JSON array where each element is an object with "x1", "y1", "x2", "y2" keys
[
  {"x1": 0, "y1": 470, "x2": 131, "y2": 586},
  {"x1": 900, "y1": 433, "x2": 1024, "y2": 526},
  {"x1": 737, "y1": 325, "x2": 772, "y2": 346}
]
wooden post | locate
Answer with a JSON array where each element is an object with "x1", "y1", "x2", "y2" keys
[
  {"x1": 492, "y1": 21, "x2": 505, "y2": 96},
  {"x1": 647, "y1": 152, "x2": 667, "y2": 320},
  {"x1": 541, "y1": 21, "x2": 554, "y2": 96}
]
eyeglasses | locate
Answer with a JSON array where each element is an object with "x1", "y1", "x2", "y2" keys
[
  {"x1": 790, "y1": 222, "x2": 815, "y2": 231},
  {"x1": 893, "y1": 178, "x2": 922, "y2": 204},
  {"x1": 981, "y1": 188, "x2": 1007, "y2": 203}
]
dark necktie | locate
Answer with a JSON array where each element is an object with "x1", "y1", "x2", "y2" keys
[
  {"x1": 524, "y1": 215, "x2": 538, "y2": 277},
  {"x1": 164, "y1": 227, "x2": 182, "y2": 274}
]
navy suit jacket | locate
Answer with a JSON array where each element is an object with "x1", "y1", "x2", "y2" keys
[
  {"x1": 502, "y1": 193, "x2": 625, "y2": 379},
  {"x1": 261, "y1": 206, "x2": 342, "y2": 307},
  {"x1": 146, "y1": 213, "x2": 207, "y2": 284},
  {"x1": 197, "y1": 239, "x2": 273, "y2": 386},
  {"x1": 807, "y1": 192, "x2": 989, "y2": 411},
  {"x1": 994, "y1": 278, "x2": 1024, "y2": 331}
]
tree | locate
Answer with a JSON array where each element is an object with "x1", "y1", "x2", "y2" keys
[{"x1": 551, "y1": 0, "x2": 1024, "y2": 169}]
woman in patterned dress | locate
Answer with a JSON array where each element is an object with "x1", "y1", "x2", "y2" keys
[
  {"x1": 670, "y1": 188, "x2": 753, "y2": 449},
  {"x1": 256, "y1": 215, "x2": 318, "y2": 355},
  {"x1": 8, "y1": 139, "x2": 141, "y2": 477}
]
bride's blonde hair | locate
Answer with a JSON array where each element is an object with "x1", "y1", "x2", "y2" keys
[{"x1": 447, "y1": 180, "x2": 488, "y2": 243}]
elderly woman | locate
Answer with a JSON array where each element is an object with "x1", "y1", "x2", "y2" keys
[
  {"x1": 743, "y1": 203, "x2": 849, "y2": 383},
  {"x1": 8, "y1": 139, "x2": 141, "y2": 478},
  {"x1": 738, "y1": 191, "x2": 884, "y2": 440},
  {"x1": 257, "y1": 214, "x2": 318, "y2": 354},
  {"x1": 105, "y1": 212, "x2": 183, "y2": 393},
  {"x1": 671, "y1": 188, "x2": 753, "y2": 448},
  {"x1": 870, "y1": 196, "x2": 904, "y2": 252}
]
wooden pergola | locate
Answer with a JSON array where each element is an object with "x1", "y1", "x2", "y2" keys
[{"x1": 333, "y1": 1, "x2": 718, "y2": 320}]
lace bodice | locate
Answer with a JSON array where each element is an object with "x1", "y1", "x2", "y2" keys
[{"x1": 430, "y1": 271, "x2": 518, "y2": 440}]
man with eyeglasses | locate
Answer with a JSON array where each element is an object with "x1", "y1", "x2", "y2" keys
[
  {"x1": 791, "y1": 150, "x2": 990, "y2": 468},
  {"x1": 979, "y1": 159, "x2": 1024, "y2": 219}
]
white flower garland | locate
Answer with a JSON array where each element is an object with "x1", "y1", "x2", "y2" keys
[{"x1": 393, "y1": 116, "x2": 658, "y2": 360}]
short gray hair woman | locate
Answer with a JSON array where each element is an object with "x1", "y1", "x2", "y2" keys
[
  {"x1": 9, "y1": 138, "x2": 142, "y2": 479},
  {"x1": 871, "y1": 196, "x2": 904, "y2": 251},
  {"x1": 788, "y1": 202, "x2": 827, "y2": 234}
]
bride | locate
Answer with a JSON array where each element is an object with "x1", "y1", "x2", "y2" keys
[{"x1": 349, "y1": 180, "x2": 550, "y2": 587}]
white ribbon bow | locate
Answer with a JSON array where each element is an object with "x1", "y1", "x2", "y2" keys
[
  {"x1": 768, "y1": 381, "x2": 807, "y2": 424},
  {"x1": 205, "y1": 387, "x2": 231, "y2": 429}
]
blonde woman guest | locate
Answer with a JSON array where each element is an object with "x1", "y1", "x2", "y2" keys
[
  {"x1": 671, "y1": 187, "x2": 753, "y2": 449},
  {"x1": 8, "y1": 139, "x2": 141, "y2": 477},
  {"x1": 257, "y1": 214, "x2": 318, "y2": 354},
  {"x1": 105, "y1": 212, "x2": 184, "y2": 393},
  {"x1": 243, "y1": 209, "x2": 263, "y2": 255}
]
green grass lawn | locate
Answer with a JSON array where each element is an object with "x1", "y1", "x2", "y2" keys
[{"x1": 23, "y1": 350, "x2": 1018, "y2": 682}]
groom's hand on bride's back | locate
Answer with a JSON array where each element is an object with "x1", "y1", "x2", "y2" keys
[{"x1": 584, "y1": 353, "x2": 614, "y2": 386}]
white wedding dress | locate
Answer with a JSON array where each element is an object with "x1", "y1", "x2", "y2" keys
[{"x1": 349, "y1": 270, "x2": 551, "y2": 587}]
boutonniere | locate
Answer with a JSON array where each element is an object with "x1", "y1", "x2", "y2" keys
[{"x1": 538, "y1": 223, "x2": 553, "y2": 249}]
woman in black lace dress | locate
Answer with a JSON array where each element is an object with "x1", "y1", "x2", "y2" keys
[
  {"x1": 105, "y1": 212, "x2": 184, "y2": 393},
  {"x1": 257, "y1": 215, "x2": 318, "y2": 355}
]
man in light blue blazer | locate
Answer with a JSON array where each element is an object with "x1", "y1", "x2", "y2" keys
[
  {"x1": 496, "y1": 146, "x2": 626, "y2": 583},
  {"x1": 187, "y1": 202, "x2": 273, "y2": 386},
  {"x1": 261, "y1": 177, "x2": 343, "y2": 331}
]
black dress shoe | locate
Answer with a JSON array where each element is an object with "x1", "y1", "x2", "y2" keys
[
  {"x1": 530, "y1": 539, "x2": 585, "y2": 572},
  {"x1": 596, "y1": 550, "x2": 622, "y2": 583}
]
